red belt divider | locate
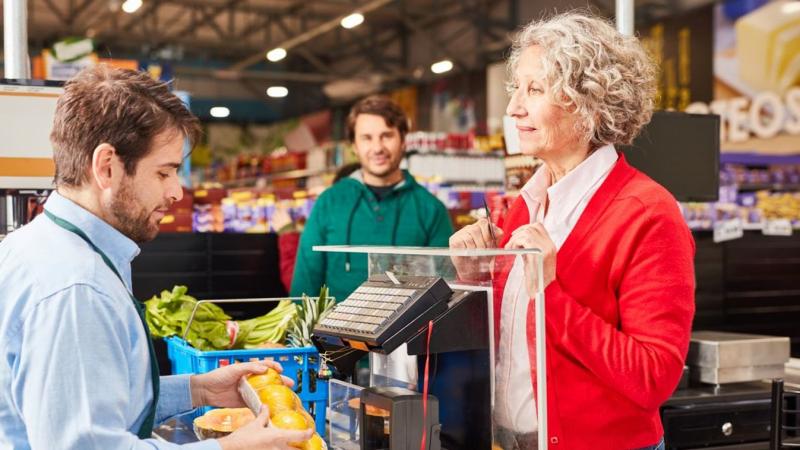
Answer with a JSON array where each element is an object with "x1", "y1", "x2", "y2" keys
[{"x1": 420, "y1": 319, "x2": 434, "y2": 450}]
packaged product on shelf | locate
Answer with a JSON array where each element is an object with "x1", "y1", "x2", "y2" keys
[
  {"x1": 222, "y1": 198, "x2": 237, "y2": 232},
  {"x1": 193, "y1": 188, "x2": 226, "y2": 233},
  {"x1": 406, "y1": 130, "x2": 499, "y2": 155},
  {"x1": 158, "y1": 187, "x2": 194, "y2": 233},
  {"x1": 756, "y1": 191, "x2": 800, "y2": 227},
  {"x1": 679, "y1": 203, "x2": 714, "y2": 230},
  {"x1": 247, "y1": 197, "x2": 270, "y2": 233},
  {"x1": 193, "y1": 205, "x2": 215, "y2": 233},
  {"x1": 714, "y1": 202, "x2": 740, "y2": 223},
  {"x1": 236, "y1": 197, "x2": 255, "y2": 232},
  {"x1": 261, "y1": 195, "x2": 277, "y2": 232},
  {"x1": 290, "y1": 192, "x2": 314, "y2": 224}
]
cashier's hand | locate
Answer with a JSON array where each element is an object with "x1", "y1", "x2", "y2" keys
[
  {"x1": 190, "y1": 360, "x2": 294, "y2": 408},
  {"x1": 504, "y1": 223, "x2": 557, "y2": 296},
  {"x1": 217, "y1": 406, "x2": 314, "y2": 450}
]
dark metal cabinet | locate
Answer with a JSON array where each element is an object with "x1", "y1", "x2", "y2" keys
[{"x1": 662, "y1": 383, "x2": 773, "y2": 449}]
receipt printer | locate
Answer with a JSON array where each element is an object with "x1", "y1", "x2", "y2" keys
[{"x1": 359, "y1": 386, "x2": 441, "y2": 450}]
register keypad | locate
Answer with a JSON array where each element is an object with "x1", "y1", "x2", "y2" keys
[
  {"x1": 314, "y1": 275, "x2": 453, "y2": 347},
  {"x1": 320, "y1": 286, "x2": 416, "y2": 333}
]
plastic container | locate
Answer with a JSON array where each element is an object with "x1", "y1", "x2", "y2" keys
[
  {"x1": 166, "y1": 337, "x2": 328, "y2": 436},
  {"x1": 327, "y1": 378, "x2": 364, "y2": 449}
]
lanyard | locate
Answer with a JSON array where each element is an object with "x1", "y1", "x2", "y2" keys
[{"x1": 44, "y1": 209, "x2": 160, "y2": 439}]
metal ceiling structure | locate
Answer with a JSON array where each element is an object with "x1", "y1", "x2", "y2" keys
[
  {"x1": 1, "y1": 0, "x2": 716, "y2": 117},
  {"x1": 17, "y1": 0, "x2": 522, "y2": 82}
]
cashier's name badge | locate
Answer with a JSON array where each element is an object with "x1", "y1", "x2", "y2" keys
[{"x1": 713, "y1": 219, "x2": 744, "y2": 243}]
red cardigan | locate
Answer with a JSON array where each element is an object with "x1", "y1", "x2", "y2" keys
[{"x1": 493, "y1": 154, "x2": 695, "y2": 449}]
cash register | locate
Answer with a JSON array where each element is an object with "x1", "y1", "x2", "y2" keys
[{"x1": 314, "y1": 275, "x2": 452, "y2": 354}]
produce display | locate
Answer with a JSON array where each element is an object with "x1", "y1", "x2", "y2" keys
[
  {"x1": 145, "y1": 286, "x2": 333, "y2": 445},
  {"x1": 144, "y1": 285, "x2": 335, "y2": 351},
  {"x1": 241, "y1": 369, "x2": 326, "y2": 450},
  {"x1": 144, "y1": 285, "x2": 297, "y2": 350}
]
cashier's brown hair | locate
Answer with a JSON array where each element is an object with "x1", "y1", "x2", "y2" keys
[
  {"x1": 50, "y1": 64, "x2": 201, "y2": 187},
  {"x1": 346, "y1": 95, "x2": 410, "y2": 143}
]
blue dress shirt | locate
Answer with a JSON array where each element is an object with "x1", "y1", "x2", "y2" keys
[{"x1": 0, "y1": 192, "x2": 220, "y2": 449}]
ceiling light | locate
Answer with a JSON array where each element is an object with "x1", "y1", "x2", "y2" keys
[
  {"x1": 341, "y1": 13, "x2": 365, "y2": 29},
  {"x1": 431, "y1": 59, "x2": 453, "y2": 74},
  {"x1": 266, "y1": 47, "x2": 287, "y2": 62},
  {"x1": 267, "y1": 86, "x2": 289, "y2": 98},
  {"x1": 121, "y1": 0, "x2": 142, "y2": 14},
  {"x1": 210, "y1": 106, "x2": 230, "y2": 118}
]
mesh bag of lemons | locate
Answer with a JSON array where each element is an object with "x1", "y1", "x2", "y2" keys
[{"x1": 193, "y1": 367, "x2": 325, "y2": 449}]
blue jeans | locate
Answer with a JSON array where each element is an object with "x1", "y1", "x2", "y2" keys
[{"x1": 636, "y1": 437, "x2": 665, "y2": 450}]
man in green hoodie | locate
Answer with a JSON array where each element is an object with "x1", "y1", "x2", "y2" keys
[{"x1": 290, "y1": 95, "x2": 453, "y2": 302}]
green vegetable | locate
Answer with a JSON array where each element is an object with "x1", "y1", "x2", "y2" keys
[
  {"x1": 238, "y1": 300, "x2": 297, "y2": 349},
  {"x1": 144, "y1": 285, "x2": 298, "y2": 351}
]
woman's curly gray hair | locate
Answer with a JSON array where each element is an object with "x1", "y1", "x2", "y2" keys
[{"x1": 508, "y1": 11, "x2": 657, "y2": 149}]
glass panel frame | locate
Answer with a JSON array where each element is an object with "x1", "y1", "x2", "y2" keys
[{"x1": 313, "y1": 245, "x2": 547, "y2": 450}]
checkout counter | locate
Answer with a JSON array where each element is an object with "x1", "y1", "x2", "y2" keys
[
  {"x1": 310, "y1": 246, "x2": 547, "y2": 450},
  {"x1": 154, "y1": 246, "x2": 547, "y2": 449}
]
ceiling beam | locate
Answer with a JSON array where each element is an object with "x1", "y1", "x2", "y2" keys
[
  {"x1": 159, "y1": 0, "x2": 243, "y2": 43},
  {"x1": 233, "y1": 14, "x2": 270, "y2": 42},
  {"x1": 229, "y1": 0, "x2": 394, "y2": 72},
  {"x1": 41, "y1": 0, "x2": 69, "y2": 24},
  {"x1": 154, "y1": 0, "x2": 333, "y2": 20},
  {"x1": 175, "y1": 66, "x2": 334, "y2": 83},
  {"x1": 67, "y1": 0, "x2": 96, "y2": 26}
]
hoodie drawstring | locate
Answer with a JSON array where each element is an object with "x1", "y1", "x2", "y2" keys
[
  {"x1": 390, "y1": 193, "x2": 407, "y2": 246},
  {"x1": 344, "y1": 190, "x2": 364, "y2": 272}
]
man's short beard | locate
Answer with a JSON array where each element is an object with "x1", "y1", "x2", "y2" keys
[{"x1": 110, "y1": 178, "x2": 159, "y2": 243}]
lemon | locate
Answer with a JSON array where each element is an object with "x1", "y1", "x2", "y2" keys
[
  {"x1": 247, "y1": 368, "x2": 283, "y2": 391},
  {"x1": 257, "y1": 384, "x2": 300, "y2": 415},
  {"x1": 270, "y1": 409, "x2": 310, "y2": 430}
]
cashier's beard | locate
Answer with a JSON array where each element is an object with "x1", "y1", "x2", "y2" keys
[{"x1": 110, "y1": 177, "x2": 167, "y2": 243}]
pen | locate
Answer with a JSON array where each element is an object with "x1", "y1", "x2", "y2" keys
[{"x1": 483, "y1": 199, "x2": 498, "y2": 248}]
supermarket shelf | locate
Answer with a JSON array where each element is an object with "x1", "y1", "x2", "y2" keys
[
  {"x1": 437, "y1": 179, "x2": 505, "y2": 187},
  {"x1": 688, "y1": 224, "x2": 800, "y2": 232},
  {"x1": 221, "y1": 167, "x2": 335, "y2": 188},
  {"x1": 721, "y1": 152, "x2": 800, "y2": 165},
  {"x1": 737, "y1": 183, "x2": 800, "y2": 192},
  {"x1": 406, "y1": 149, "x2": 504, "y2": 158}
]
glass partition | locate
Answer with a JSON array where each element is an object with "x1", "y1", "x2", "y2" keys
[{"x1": 313, "y1": 245, "x2": 547, "y2": 450}]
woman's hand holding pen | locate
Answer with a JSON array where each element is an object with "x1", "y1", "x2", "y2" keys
[
  {"x1": 448, "y1": 218, "x2": 504, "y2": 282},
  {"x1": 504, "y1": 222, "x2": 557, "y2": 296},
  {"x1": 450, "y1": 218, "x2": 504, "y2": 249}
]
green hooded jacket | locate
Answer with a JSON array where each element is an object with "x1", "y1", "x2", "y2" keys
[{"x1": 290, "y1": 170, "x2": 453, "y2": 302}]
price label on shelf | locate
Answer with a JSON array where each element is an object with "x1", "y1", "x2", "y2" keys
[
  {"x1": 713, "y1": 219, "x2": 744, "y2": 243},
  {"x1": 762, "y1": 219, "x2": 793, "y2": 237}
]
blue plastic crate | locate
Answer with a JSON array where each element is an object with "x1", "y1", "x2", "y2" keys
[{"x1": 165, "y1": 336, "x2": 328, "y2": 436}]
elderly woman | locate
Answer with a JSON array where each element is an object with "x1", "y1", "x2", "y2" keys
[{"x1": 450, "y1": 12, "x2": 695, "y2": 450}]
